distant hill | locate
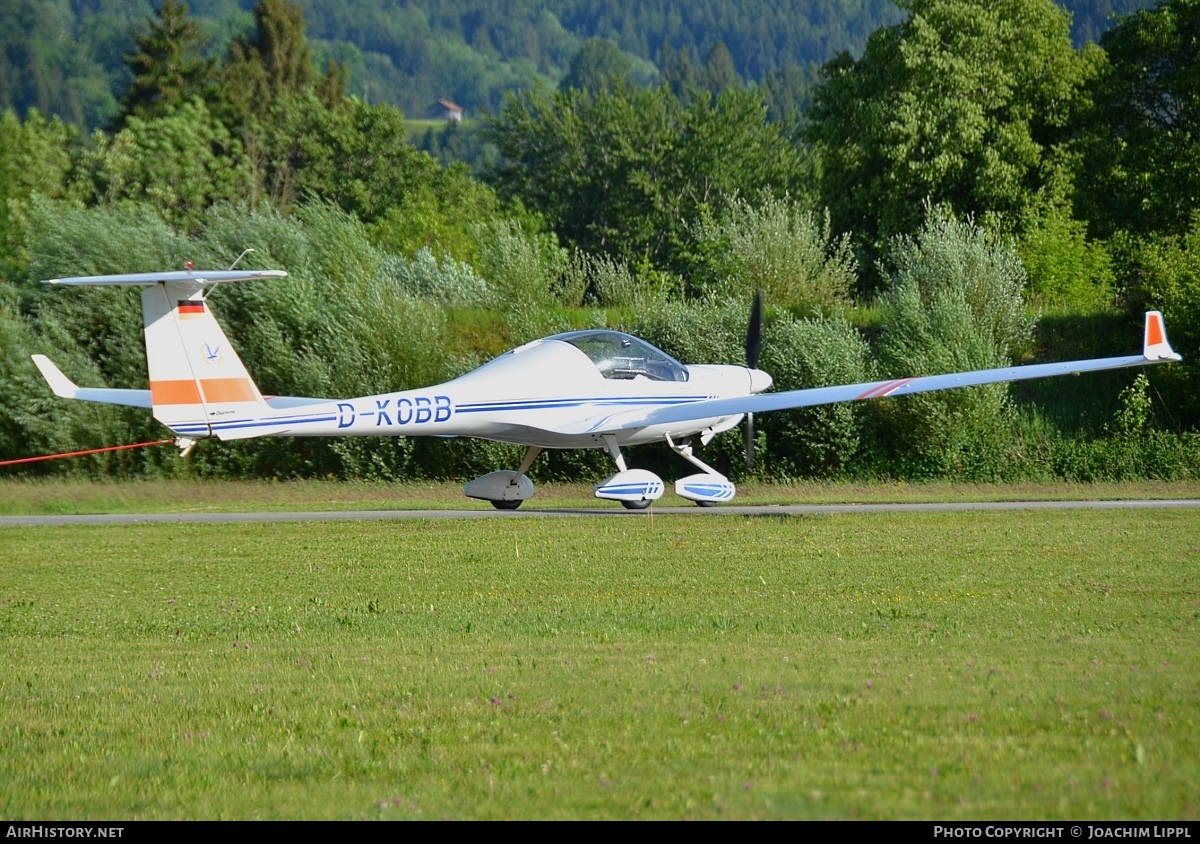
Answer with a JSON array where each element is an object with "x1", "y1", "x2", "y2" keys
[{"x1": 0, "y1": 0, "x2": 1160, "y2": 129}]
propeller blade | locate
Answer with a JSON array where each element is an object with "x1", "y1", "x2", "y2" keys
[
  {"x1": 745, "y1": 411, "x2": 756, "y2": 470},
  {"x1": 744, "y1": 290, "x2": 764, "y2": 470},
  {"x1": 745, "y1": 289, "x2": 764, "y2": 369}
]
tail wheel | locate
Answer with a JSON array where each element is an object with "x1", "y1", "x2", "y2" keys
[{"x1": 491, "y1": 499, "x2": 522, "y2": 510}]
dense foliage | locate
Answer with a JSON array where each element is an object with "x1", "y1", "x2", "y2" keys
[
  {"x1": 807, "y1": 0, "x2": 1100, "y2": 282},
  {"x1": 1, "y1": 0, "x2": 1198, "y2": 486},
  {"x1": 0, "y1": 1, "x2": 1157, "y2": 129}
]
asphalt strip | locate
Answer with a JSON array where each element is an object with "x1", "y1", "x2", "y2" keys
[{"x1": 3, "y1": 499, "x2": 1200, "y2": 526}]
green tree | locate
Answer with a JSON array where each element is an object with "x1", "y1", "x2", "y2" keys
[
  {"x1": 118, "y1": 0, "x2": 216, "y2": 125},
  {"x1": 1074, "y1": 0, "x2": 1200, "y2": 239},
  {"x1": 660, "y1": 45, "x2": 699, "y2": 100},
  {"x1": 248, "y1": 94, "x2": 499, "y2": 244},
  {"x1": 698, "y1": 41, "x2": 740, "y2": 95},
  {"x1": 73, "y1": 99, "x2": 253, "y2": 230},
  {"x1": 759, "y1": 63, "x2": 820, "y2": 133},
  {"x1": 0, "y1": 0, "x2": 119, "y2": 129},
  {"x1": 247, "y1": 0, "x2": 315, "y2": 98},
  {"x1": 559, "y1": 38, "x2": 633, "y2": 95},
  {"x1": 807, "y1": 0, "x2": 1098, "y2": 282},
  {"x1": 0, "y1": 108, "x2": 75, "y2": 273},
  {"x1": 220, "y1": 0, "x2": 326, "y2": 126},
  {"x1": 488, "y1": 83, "x2": 804, "y2": 272}
]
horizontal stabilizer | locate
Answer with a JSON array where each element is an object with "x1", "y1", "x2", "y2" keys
[
  {"x1": 31, "y1": 355, "x2": 153, "y2": 408},
  {"x1": 42, "y1": 269, "x2": 287, "y2": 286}
]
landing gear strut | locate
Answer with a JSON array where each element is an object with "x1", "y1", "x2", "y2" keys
[{"x1": 667, "y1": 433, "x2": 736, "y2": 506}]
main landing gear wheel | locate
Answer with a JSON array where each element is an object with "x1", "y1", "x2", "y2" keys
[
  {"x1": 490, "y1": 499, "x2": 522, "y2": 510},
  {"x1": 621, "y1": 498, "x2": 652, "y2": 510},
  {"x1": 695, "y1": 500, "x2": 717, "y2": 508}
]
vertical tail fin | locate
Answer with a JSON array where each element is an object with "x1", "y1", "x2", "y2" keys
[
  {"x1": 42, "y1": 269, "x2": 287, "y2": 438},
  {"x1": 141, "y1": 281, "x2": 268, "y2": 437}
]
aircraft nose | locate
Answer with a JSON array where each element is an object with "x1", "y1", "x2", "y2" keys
[{"x1": 748, "y1": 368, "x2": 773, "y2": 394}]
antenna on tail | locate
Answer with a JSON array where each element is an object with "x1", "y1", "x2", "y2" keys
[
  {"x1": 206, "y1": 249, "x2": 256, "y2": 298},
  {"x1": 227, "y1": 249, "x2": 255, "y2": 271}
]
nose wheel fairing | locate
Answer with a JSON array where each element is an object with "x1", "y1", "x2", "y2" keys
[{"x1": 674, "y1": 474, "x2": 736, "y2": 504}]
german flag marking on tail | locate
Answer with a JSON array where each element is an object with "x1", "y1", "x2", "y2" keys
[{"x1": 177, "y1": 300, "x2": 205, "y2": 319}]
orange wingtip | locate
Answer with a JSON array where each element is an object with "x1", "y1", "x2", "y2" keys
[
  {"x1": 1143, "y1": 311, "x2": 1181, "y2": 362},
  {"x1": 1146, "y1": 311, "x2": 1165, "y2": 348}
]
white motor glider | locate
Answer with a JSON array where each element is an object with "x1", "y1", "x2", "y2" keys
[{"x1": 32, "y1": 268, "x2": 1181, "y2": 509}]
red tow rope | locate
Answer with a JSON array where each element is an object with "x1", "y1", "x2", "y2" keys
[{"x1": 0, "y1": 439, "x2": 174, "y2": 467}]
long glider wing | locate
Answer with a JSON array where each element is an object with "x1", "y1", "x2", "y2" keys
[{"x1": 569, "y1": 311, "x2": 1182, "y2": 436}]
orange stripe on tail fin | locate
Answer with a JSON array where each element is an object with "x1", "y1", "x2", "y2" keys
[
  {"x1": 150, "y1": 379, "x2": 203, "y2": 406},
  {"x1": 199, "y1": 378, "x2": 259, "y2": 404}
]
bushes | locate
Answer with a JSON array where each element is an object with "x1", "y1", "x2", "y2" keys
[
  {"x1": 691, "y1": 196, "x2": 856, "y2": 315},
  {"x1": 1017, "y1": 205, "x2": 1114, "y2": 312},
  {"x1": 874, "y1": 206, "x2": 1034, "y2": 479},
  {"x1": 1123, "y1": 217, "x2": 1200, "y2": 426},
  {"x1": 385, "y1": 248, "x2": 492, "y2": 308},
  {"x1": 472, "y1": 218, "x2": 569, "y2": 308},
  {"x1": 0, "y1": 282, "x2": 174, "y2": 478},
  {"x1": 759, "y1": 315, "x2": 874, "y2": 478},
  {"x1": 1049, "y1": 431, "x2": 1200, "y2": 482}
]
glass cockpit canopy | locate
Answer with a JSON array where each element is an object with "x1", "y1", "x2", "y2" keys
[{"x1": 547, "y1": 330, "x2": 689, "y2": 382}]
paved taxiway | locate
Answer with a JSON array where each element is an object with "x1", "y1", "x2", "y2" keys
[{"x1": 3, "y1": 499, "x2": 1199, "y2": 527}]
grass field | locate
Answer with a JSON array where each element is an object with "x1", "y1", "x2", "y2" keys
[{"x1": 1, "y1": 492, "x2": 1197, "y2": 819}]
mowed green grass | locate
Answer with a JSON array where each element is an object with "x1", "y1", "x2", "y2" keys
[{"x1": 1, "y1": 510, "x2": 1197, "y2": 819}]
